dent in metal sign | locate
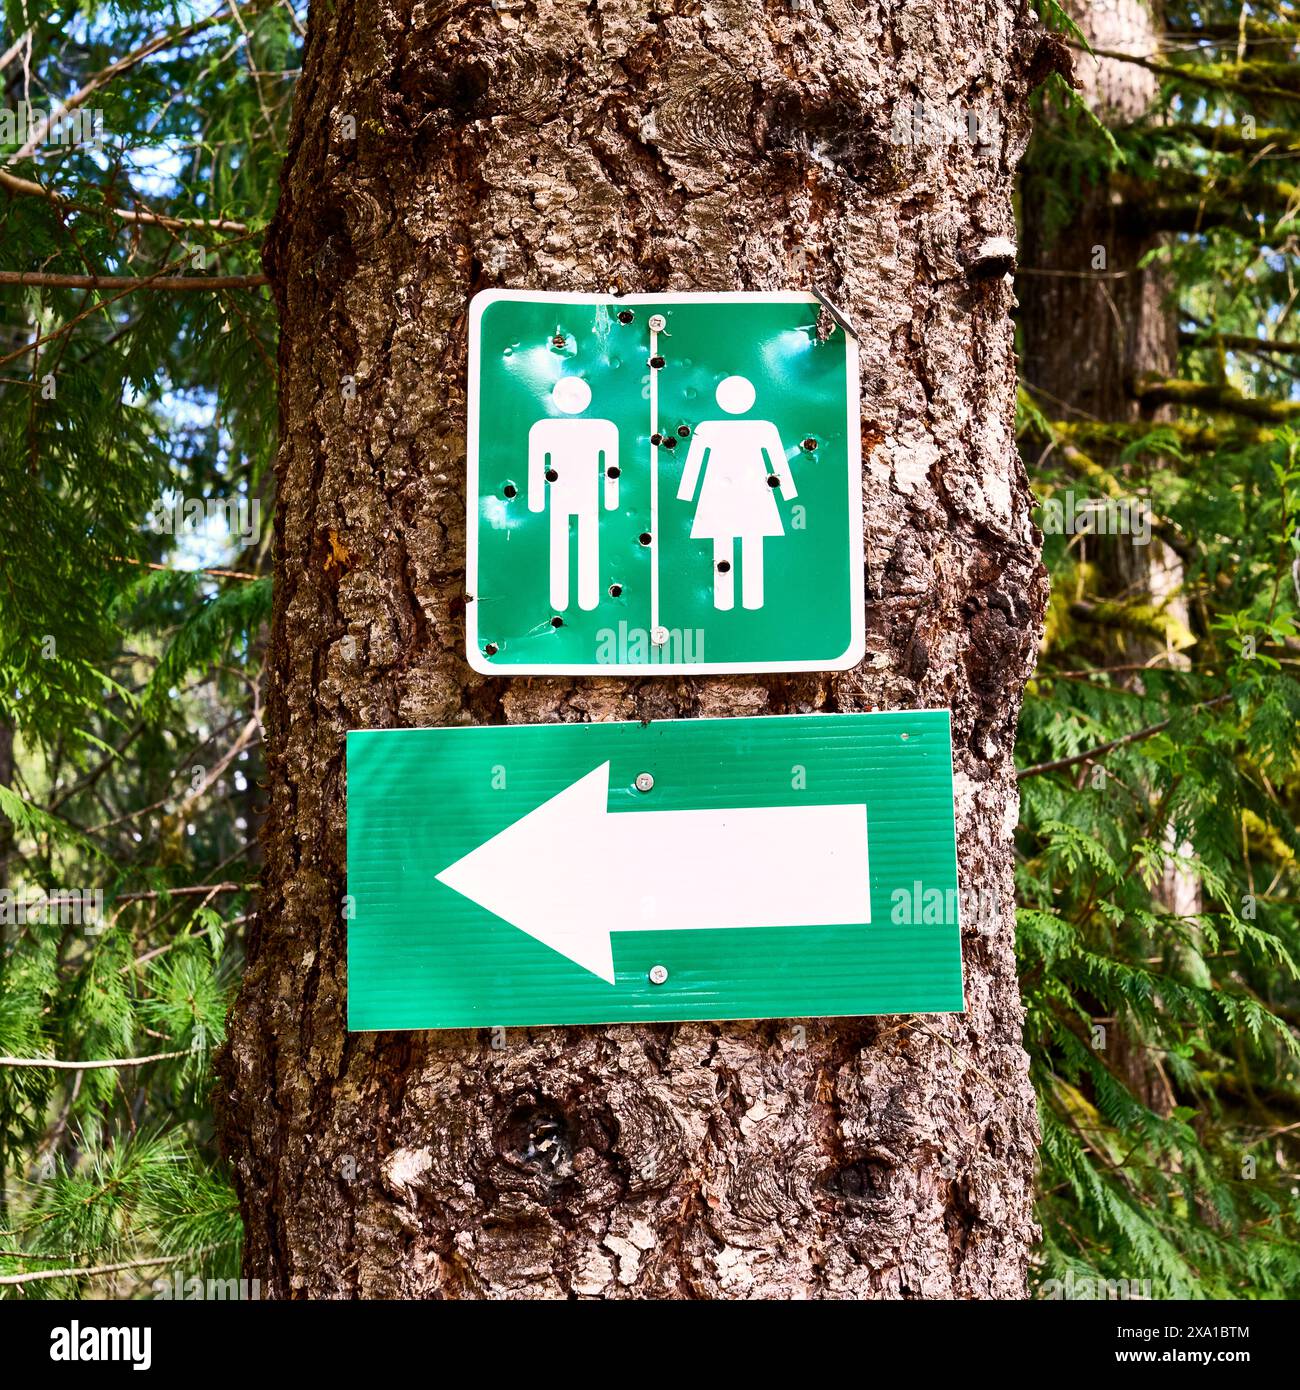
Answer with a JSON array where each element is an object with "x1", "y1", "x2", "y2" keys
[
  {"x1": 465, "y1": 291, "x2": 864, "y2": 675},
  {"x1": 346, "y1": 712, "x2": 964, "y2": 1031}
]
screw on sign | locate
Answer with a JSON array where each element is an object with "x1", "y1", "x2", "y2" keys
[{"x1": 465, "y1": 291, "x2": 864, "y2": 675}]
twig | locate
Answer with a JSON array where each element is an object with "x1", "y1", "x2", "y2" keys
[
  {"x1": 0, "y1": 1249, "x2": 212, "y2": 1287},
  {"x1": 0, "y1": 1049, "x2": 191, "y2": 1071},
  {"x1": 87, "y1": 716, "x2": 261, "y2": 834},
  {"x1": 112, "y1": 882, "x2": 256, "y2": 903},
  {"x1": 0, "y1": 31, "x2": 31, "y2": 75},
  {"x1": 112, "y1": 555, "x2": 263, "y2": 582},
  {"x1": 0, "y1": 270, "x2": 268, "y2": 291},
  {"x1": 1017, "y1": 267, "x2": 1131, "y2": 280}
]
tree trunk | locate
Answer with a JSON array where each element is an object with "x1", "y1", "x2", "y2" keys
[{"x1": 217, "y1": 0, "x2": 1052, "y2": 1299}]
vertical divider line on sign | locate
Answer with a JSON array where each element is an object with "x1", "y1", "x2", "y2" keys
[{"x1": 649, "y1": 318, "x2": 660, "y2": 638}]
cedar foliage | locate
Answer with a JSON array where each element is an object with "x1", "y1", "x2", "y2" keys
[
  {"x1": 0, "y1": 0, "x2": 286, "y2": 1295},
  {"x1": 1019, "y1": 0, "x2": 1300, "y2": 1297},
  {"x1": 0, "y1": 0, "x2": 1295, "y2": 1299}
]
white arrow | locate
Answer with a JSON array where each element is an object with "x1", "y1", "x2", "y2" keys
[{"x1": 435, "y1": 761, "x2": 871, "y2": 984}]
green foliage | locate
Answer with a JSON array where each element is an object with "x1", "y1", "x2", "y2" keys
[
  {"x1": 0, "y1": 1, "x2": 290, "y2": 1298},
  {"x1": 1018, "y1": 0, "x2": 1300, "y2": 1301}
]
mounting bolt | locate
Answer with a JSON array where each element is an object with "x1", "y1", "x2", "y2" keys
[
  {"x1": 649, "y1": 964, "x2": 668, "y2": 985},
  {"x1": 635, "y1": 772, "x2": 655, "y2": 792},
  {"x1": 648, "y1": 313, "x2": 667, "y2": 332},
  {"x1": 651, "y1": 625, "x2": 669, "y2": 647}
]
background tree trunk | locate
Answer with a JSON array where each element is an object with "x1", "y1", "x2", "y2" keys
[
  {"x1": 1019, "y1": 0, "x2": 1194, "y2": 1118},
  {"x1": 218, "y1": 0, "x2": 1052, "y2": 1298}
]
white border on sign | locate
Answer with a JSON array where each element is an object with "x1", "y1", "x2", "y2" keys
[{"x1": 464, "y1": 290, "x2": 866, "y2": 676}]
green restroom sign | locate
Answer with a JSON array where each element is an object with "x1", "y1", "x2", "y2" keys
[
  {"x1": 346, "y1": 712, "x2": 964, "y2": 1031},
  {"x1": 466, "y1": 291, "x2": 864, "y2": 674}
]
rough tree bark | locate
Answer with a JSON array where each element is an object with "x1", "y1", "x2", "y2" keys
[{"x1": 217, "y1": 0, "x2": 1054, "y2": 1298}]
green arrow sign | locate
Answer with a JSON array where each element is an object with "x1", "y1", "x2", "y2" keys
[
  {"x1": 466, "y1": 291, "x2": 864, "y2": 675},
  {"x1": 346, "y1": 712, "x2": 964, "y2": 1031}
]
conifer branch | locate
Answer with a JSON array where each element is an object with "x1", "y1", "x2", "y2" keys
[{"x1": 1017, "y1": 695, "x2": 1234, "y2": 781}]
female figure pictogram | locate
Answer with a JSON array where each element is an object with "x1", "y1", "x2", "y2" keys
[{"x1": 675, "y1": 375, "x2": 797, "y2": 610}]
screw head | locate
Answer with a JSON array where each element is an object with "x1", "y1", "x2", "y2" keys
[
  {"x1": 650, "y1": 625, "x2": 669, "y2": 647},
  {"x1": 635, "y1": 772, "x2": 655, "y2": 793},
  {"x1": 649, "y1": 964, "x2": 668, "y2": 985},
  {"x1": 648, "y1": 313, "x2": 667, "y2": 332}
]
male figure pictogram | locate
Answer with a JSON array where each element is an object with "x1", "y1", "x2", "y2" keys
[{"x1": 528, "y1": 377, "x2": 619, "y2": 612}]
